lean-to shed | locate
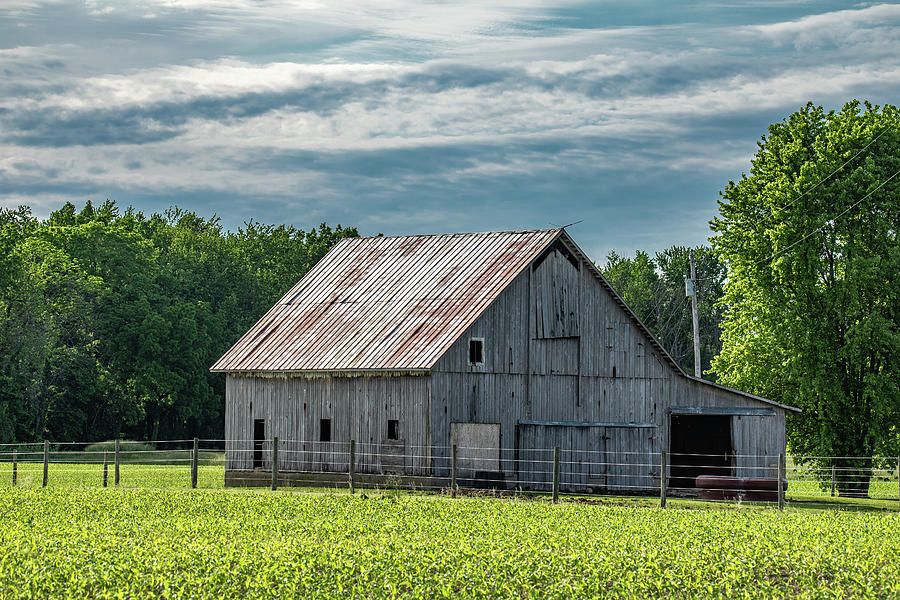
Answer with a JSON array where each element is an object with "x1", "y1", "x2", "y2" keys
[{"x1": 211, "y1": 228, "x2": 799, "y2": 491}]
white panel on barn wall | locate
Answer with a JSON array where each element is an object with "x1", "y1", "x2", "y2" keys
[{"x1": 451, "y1": 423, "x2": 500, "y2": 472}]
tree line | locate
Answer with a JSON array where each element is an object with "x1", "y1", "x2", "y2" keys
[{"x1": 0, "y1": 201, "x2": 357, "y2": 442}]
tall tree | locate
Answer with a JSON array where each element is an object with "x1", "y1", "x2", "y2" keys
[
  {"x1": 711, "y1": 101, "x2": 900, "y2": 495},
  {"x1": 0, "y1": 207, "x2": 39, "y2": 442}
]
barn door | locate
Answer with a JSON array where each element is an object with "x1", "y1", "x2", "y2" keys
[
  {"x1": 603, "y1": 427, "x2": 655, "y2": 492},
  {"x1": 450, "y1": 423, "x2": 500, "y2": 476},
  {"x1": 669, "y1": 415, "x2": 734, "y2": 488}
]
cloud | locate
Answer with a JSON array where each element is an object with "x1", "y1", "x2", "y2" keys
[
  {"x1": 749, "y1": 3, "x2": 900, "y2": 51},
  {"x1": 1, "y1": 1, "x2": 899, "y2": 260}
]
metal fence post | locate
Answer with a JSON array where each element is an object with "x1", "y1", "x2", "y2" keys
[
  {"x1": 42, "y1": 440, "x2": 49, "y2": 488},
  {"x1": 271, "y1": 437, "x2": 278, "y2": 491},
  {"x1": 831, "y1": 464, "x2": 836, "y2": 497},
  {"x1": 191, "y1": 438, "x2": 199, "y2": 489},
  {"x1": 660, "y1": 451, "x2": 667, "y2": 509},
  {"x1": 114, "y1": 439, "x2": 120, "y2": 486},
  {"x1": 12, "y1": 450, "x2": 17, "y2": 487},
  {"x1": 349, "y1": 439, "x2": 356, "y2": 494},
  {"x1": 451, "y1": 444, "x2": 457, "y2": 498},
  {"x1": 777, "y1": 453, "x2": 785, "y2": 511},
  {"x1": 552, "y1": 446, "x2": 560, "y2": 504},
  {"x1": 103, "y1": 451, "x2": 108, "y2": 487},
  {"x1": 896, "y1": 456, "x2": 899, "y2": 510}
]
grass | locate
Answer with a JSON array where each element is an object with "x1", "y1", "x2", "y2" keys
[
  {"x1": 2, "y1": 462, "x2": 225, "y2": 489},
  {"x1": 785, "y1": 456, "x2": 899, "y2": 500},
  {"x1": 1, "y1": 487, "x2": 899, "y2": 598},
  {"x1": 1, "y1": 457, "x2": 898, "y2": 510}
]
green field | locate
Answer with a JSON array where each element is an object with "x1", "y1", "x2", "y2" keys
[{"x1": 1, "y1": 487, "x2": 900, "y2": 599}]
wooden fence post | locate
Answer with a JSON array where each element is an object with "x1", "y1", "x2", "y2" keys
[
  {"x1": 777, "y1": 453, "x2": 785, "y2": 511},
  {"x1": 114, "y1": 439, "x2": 120, "y2": 486},
  {"x1": 660, "y1": 451, "x2": 667, "y2": 509},
  {"x1": 12, "y1": 450, "x2": 17, "y2": 486},
  {"x1": 191, "y1": 438, "x2": 199, "y2": 489},
  {"x1": 552, "y1": 446, "x2": 560, "y2": 504},
  {"x1": 451, "y1": 444, "x2": 457, "y2": 498},
  {"x1": 271, "y1": 437, "x2": 278, "y2": 491},
  {"x1": 348, "y1": 439, "x2": 356, "y2": 494},
  {"x1": 103, "y1": 451, "x2": 108, "y2": 487},
  {"x1": 831, "y1": 464, "x2": 836, "y2": 497},
  {"x1": 42, "y1": 440, "x2": 49, "y2": 488}
]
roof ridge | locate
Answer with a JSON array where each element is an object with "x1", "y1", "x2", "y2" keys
[{"x1": 352, "y1": 228, "x2": 562, "y2": 241}]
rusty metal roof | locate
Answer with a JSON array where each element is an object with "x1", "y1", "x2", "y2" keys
[{"x1": 211, "y1": 228, "x2": 562, "y2": 372}]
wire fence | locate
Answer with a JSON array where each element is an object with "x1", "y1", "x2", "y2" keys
[{"x1": 0, "y1": 439, "x2": 897, "y2": 508}]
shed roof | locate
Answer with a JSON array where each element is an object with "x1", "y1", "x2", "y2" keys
[{"x1": 211, "y1": 228, "x2": 561, "y2": 372}]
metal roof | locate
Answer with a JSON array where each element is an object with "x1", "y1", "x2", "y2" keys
[
  {"x1": 209, "y1": 226, "x2": 799, "y2": 413},
  {"x1": 211, "y1": 228, "x2": 561, "y2": 372}
]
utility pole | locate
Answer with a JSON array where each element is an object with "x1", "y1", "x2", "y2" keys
[{"x1": 688, "y1": 249, "x2": 701, "y2": 378}]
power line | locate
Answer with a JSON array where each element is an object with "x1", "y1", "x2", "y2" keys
[
  {"x1": 774, "y1": 128, "x2": 888, "y2": 215},
  {"x1": 698, "y1": 167, "x2": 900, "y2": 281},
  {"x1": 694, "y1": 128, "x2": 887, "y2": 282},
  {"x1": 755, "y1": 168, "x2": 900, "y2": 269}
]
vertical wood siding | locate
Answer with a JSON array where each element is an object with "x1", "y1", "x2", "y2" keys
[
  {"x1": 225, "y1": 373, "x2": 429, "y2": 474},
  {"x1": 532, "y1": 244, "x2": 580, "y2": 339},
  {"x1": 430, "y1": 236, "x2": 788, "y2": 490}
]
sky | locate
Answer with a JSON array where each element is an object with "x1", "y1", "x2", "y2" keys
[{"x1": 1, "y1": 1, "x2": 899, "y2": 262}]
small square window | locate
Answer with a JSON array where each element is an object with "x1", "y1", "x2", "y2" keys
[
  {"x1": 469, "y1": 338, "x2": 484, "y2": 365},
  {"x1": 387, "y1": 419, "x2": 399, "y2": 440},
  {"x1": 320, "y1": 418, "x2": 331, "y2": 442}
]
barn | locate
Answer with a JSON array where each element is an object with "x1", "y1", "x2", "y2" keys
[{"x1": 211, "y1": 228, "x2": 799, "y2": 492}]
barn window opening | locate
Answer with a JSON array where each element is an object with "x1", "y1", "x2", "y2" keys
[
  {"x1": 253, "y1": 419, "x2": 265, "y2": 469},
  {"x1": 388, "y1": 419, "x2": 399, "y2": 440},
  {"x1": 320, "y1": 419, "x2": 331, "y2": 442},
  {"x1": 469, "y1": 338, "x2": 484, "y2": 365}
]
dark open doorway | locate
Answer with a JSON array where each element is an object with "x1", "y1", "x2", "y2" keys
[
  {"x1": 669, "y1": 415, "x2": 733, "y2": 489},
  {"x1": 253, "y1": 419, "x2": 265, "y2": 469}
]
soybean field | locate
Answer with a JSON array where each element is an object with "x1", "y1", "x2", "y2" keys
[{"x1": 2, "y1": 488, "x2": 900, "y2": 599}]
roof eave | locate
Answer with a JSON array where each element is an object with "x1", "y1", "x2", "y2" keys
[
  {"x1": 211, "y1": 368, "x2": 431, "y2": 376},
  {"x1": 681, "y1": 375, "x2": 802, "y2": 413}
]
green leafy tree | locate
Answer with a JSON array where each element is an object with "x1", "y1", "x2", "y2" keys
[
  {"x1": 711, "y1": 101, "x2": 900, "y2": 495},
  {"x1": 0, "y1": 207, "x2": 39, "y2": 442},
  {"x1": 0, "y1": 200, "x2": 357, "y2": 443}
]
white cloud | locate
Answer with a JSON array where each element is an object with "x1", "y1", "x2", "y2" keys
[{"x1": 749, "y1": 3, "x2": 900, "y2": 50}]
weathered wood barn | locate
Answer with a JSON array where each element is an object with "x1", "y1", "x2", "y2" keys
[{"x1": 211, "y1": 229, "x2": 798, "y2": 491}]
